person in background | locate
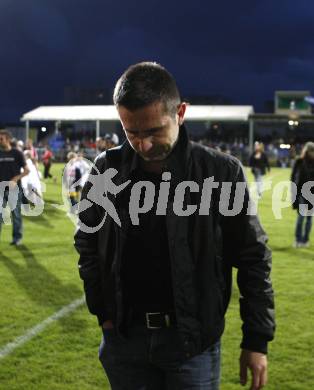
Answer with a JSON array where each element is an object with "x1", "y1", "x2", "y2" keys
[
  {"x1": 96, "y1": 137, "x2": 107, "y2": 153},
  {"x1": 291, "y1": 141, "x2": 314, "y2": 248},
  {"x1": 63, "y1": 152, "x2": 81, "y2": 214},
  {"x1": 75, "y1": 152, "x2": 92, "y2": 195},
  {"x1": 21, "y1": 150, "x2": 43, "y2": 206},
  {"x1": 25, "y1": 138, "x2": 38, "y2": 162},
  {"x1": 16, "y1": 140, "x2": 24, "y2": 152},
  {"x1": 10, "y1": 138, "x2": 18, "y2": 149},
  {"x1": 104, "y1": 133, "x2": 119, "y2": 149},
  {"x1": 249, "y1": 142, "x2": 270, "y2": 198},
  {"x1": 0, "y1": 129, "x2": 30, "y2": 245},
  {"x1": 42, "y1": 146, "x2": 53, "y2": 179}
]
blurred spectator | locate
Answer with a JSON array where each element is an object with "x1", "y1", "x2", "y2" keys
[
  {"x1": 0, "y1": 129, "x2": 30, "y2": 245},
  {"x1": 76, "y1": 152, "x2": 92, "y2": 189},
  {"x1": 25, "y1": 138, "x2": 38, "y2": 161},
  {"x1": 291, "y1": 142, "x2": 314, "y2": 248},
  {"x1": 42, "y1": 146, "x2": 53, "y2": 179},
  {"x1": 17, "y1": 140, "x2": 24, "y2": 152},
  {"x1": 96, "y1": 137, "x2": 107, "y2": 153},
  {"x1": 21, "y1": 150, "x2": 43, "y2": 205},
  {"x1": 63, "y1": 152, "x2": 81, "y2": 214},
  {"x1": 249, "y1": 142, "x2": 270, "y2": 197},
  {"x1": 104, "y1": 133, "x2": 119, "y2": 149}
]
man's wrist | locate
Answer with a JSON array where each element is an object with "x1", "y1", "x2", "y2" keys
[
  {"x1": 102, "y1": 320, "x2": 114, "y2": 329},
  {"x1": 97, "y1": 312, "x2": 110, "y2": 326},
  {"x1": 241, "y1": 332, "x2": 269, "y2": 354}
]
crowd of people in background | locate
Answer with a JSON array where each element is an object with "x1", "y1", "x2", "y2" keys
[
  {"x1": 0, "y1": 128, "x2": 313, "y2": 248},
  {"x1": 96, "y1": 133, "x2": 120, "y2": 153},
  {"x1": 198, "y1": 137, "x2": 301, "y2": 168},
  {"x1": 0, "y1": 131, "x2": 121, "y2": 239}
]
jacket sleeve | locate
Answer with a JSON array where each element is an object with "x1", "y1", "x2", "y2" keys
[
  {"x1": 221, "y1": 161, "x2": 275, "y2": 354},
  {"x1": 74, "y1": 157, "x2": 109, "y2": 326},
  {"x1": 264, "y1": 153, "x2": 270, "y2": 172},
  {"x1": 249, "y1": 153, "x2": 254, "y2": 167}
]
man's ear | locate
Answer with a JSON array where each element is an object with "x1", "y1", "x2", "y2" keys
[{"x1": 177, "y1": 102, "x2": 187, "y2": 125}]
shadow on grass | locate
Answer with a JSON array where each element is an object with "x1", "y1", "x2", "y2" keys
[
  {"x1": 270, "y1": 244, "x2": 314, "y2": 261},
  {"x1": 43, "y1": 201, "x2": 66, "y2": 217},
  {"x1": 0, "y1": 244, "x2": 86, "y2": 330},
  {"x1": 24, "y1": 198, "x2": 71, "y2": 228},
  {"x1": 25, "y1": 212, "x2": 54, "y2": 228}
]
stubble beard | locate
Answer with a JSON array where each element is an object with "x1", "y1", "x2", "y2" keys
[{"x1": 140, "y1": 143, "x2": 173, "y2": 161}]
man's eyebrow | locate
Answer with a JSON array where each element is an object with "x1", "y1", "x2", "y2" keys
[{"x1": 125, "y1": 126, "x2": 163, "y2": 134}]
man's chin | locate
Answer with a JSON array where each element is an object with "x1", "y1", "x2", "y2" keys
[{"x1": 140, "y1": 153, "x2": 168, "y2": 162}]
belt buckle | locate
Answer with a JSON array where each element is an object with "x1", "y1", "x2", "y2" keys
[
  {"x1": 146, "y1": 312, "x2": 161, "y2": 329},
  {"x1": 145, "y1": 312, "x2": 170, "y2": 329}
]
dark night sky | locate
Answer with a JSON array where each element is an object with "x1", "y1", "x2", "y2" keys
[{"x1": 1, "y1": 0, "x2": 314, "y2": 122}]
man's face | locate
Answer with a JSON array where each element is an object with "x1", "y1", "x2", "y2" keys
[
  {"x1": 118, "y1": 101, "x2": 186, "y2": 161},
  {"x1": 0, "y1": 134, "x2": 10, "y2": 149}
]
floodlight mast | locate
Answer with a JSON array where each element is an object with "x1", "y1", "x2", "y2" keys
[
  {"x1": 55, "y1": 120, "x2": 61, "y2": 134},
  {"x1": 249, "y1": 117, "x2": 254, "y2": 154},
  {"x1": 25, "y1": 120, "x2": 30, "y2": 141},
  {"x1": 96, "y1": 120, "x2": 100, "y2": 140}
]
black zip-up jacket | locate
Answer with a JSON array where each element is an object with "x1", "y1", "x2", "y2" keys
[
  {"x1": 74, "y1": 126, "x2": 275, "y2": 357},
  {"x1": 249, "y1": 152, "x2": 270, "y2": 176}
]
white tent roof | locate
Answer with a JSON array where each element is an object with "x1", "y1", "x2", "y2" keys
[
  {"x1": 21, "y1": 105, "x2": 254, "y2": 122},
  {"x1": 21, "y1": 106, "x2": 119, "y2": 122},
  {"x1": 184, "y1": 105, "x2": 254, "y2": 121}
]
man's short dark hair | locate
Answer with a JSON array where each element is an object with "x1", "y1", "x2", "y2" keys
[
  {"x1": 113, "y1": 62, "x2": 181, "y2": 116},
  {"x1": 0, "y1": 129, "x2": 12, "y2": 139}
]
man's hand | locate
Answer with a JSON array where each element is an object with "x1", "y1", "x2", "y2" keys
[
  {"x1": 240, "y1": 349, "x2": 268, "y2": 390},
  {"x1": 102, "y1": 320, "x2": 114, "y2": 330}
]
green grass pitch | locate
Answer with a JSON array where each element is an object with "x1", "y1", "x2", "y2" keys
[{"x1": 0, "y1": 164, "x2": 313, "y2": 389}]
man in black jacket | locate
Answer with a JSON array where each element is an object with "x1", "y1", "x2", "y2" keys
[{"x1": 74, "y1": 62, "x2": 275, "y2": 390}]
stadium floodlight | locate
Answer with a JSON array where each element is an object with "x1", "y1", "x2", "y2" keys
[
  {"x1": 41, "y1": 127, "x2": 47, "y2": 132},
  {"x1": 280, "y1": 144, "x2": 291, "y2": 149},
  {"x1": 304, "y1": 96, "x2": 314, "y2": 105},
  {"x1": 288, "y1": 120, "x2": 294, "y2": 126}
]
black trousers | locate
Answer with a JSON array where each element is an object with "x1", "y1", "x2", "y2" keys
[{"x1": 43, "y1": 163, "x2": 52, "y2": 179}]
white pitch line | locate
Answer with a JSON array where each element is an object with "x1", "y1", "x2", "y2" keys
[{"x1": 0, "y1": 296, "x2": 85, "y2": 360}]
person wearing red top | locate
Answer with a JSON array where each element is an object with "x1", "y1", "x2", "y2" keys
[{"x1": 42, "y1": 146, "x2": 53, "y2": 179}]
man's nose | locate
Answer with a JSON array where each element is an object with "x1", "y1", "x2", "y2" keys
[{"x1": 138, "y1": 138, "x2": 153, "y2": 153}]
